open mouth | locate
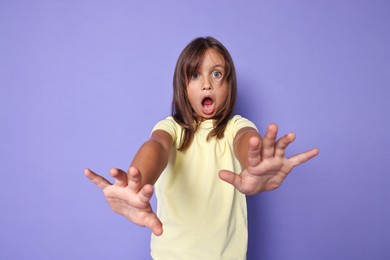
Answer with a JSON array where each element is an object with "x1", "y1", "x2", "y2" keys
[
  {"x1": 202, "y1": 97, "x2": 215, "y2": 115},
  {"x1": 202, "y1": 97, "x2": 213, "y2": 107}
]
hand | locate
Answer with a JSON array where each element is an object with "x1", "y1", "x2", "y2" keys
[
  {"x1": 219, "y1": 124, "x2": 319, "y2": 195},
  {"x1": 84, "y1": 167, "x2": 163, "y2": 236}
]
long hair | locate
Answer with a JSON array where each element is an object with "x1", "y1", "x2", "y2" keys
[{"x1": 172, "y1": 36, "x2": 237, "y2": 151}]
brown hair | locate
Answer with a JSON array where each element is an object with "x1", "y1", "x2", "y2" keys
[{"x1": 172, "y1": 36, "x2": 237, "y2": 150}]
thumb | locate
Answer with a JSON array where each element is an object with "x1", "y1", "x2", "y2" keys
[
  {"x1": 219, "y1": 170, "x2": 242, "y2": 190},
  {"x1": 147, "y1": 214, "x2": 163, "y2": 236}
]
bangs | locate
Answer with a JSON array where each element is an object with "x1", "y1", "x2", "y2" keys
[
  {"x1": 182, "y1": 48, "x2": 207, "y2": 85},
  {"x1": 182, "y1": 46, "x2": 232, "y2": 86}
]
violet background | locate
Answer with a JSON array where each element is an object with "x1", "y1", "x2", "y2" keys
[{"x1": 1, "y1": 0, "x2": 389, "y2": 259}]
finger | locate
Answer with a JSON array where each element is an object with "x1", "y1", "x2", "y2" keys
[
  {"x1": 288, "y1": 148, "x2": 319, "y2": 167},
  {"x1": 247, "y1": 136, "x2": 261, "y2": 167},
  {"x1": 262, "y1": 124, "x2": 278, "y2": 159},
  {"x1": 219, "y1": 170, "x2": 243, "y2": 191},
  {"x1": 146, "y1": 213, "x2": 163, "y2": 236},
  {"x1": 123, "y1": 184, "x2": 155, "y2": 209},
  {"x1": 274, "y1": 132, "x2": 296, "y2": 158},
  {"x1": 110, "y1": 168, "x2": 128, "y2": 187},
  {"x1": 84, "y1": 168, "x2": 111, "y2": 190},
  {"x1": 139, "y1": 184, "x2": 154, "y2": 205},
  {"x1": 127, "y1": 166, "x2": 142, "y2": 191}
]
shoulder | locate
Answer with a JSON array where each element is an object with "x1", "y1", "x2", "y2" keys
[
  {"x1": 152, "y1": 116, "x2": 182, "y2": 142},
  {"x1": 227, "y1": 115, "x2": 258, "y2": 133}
]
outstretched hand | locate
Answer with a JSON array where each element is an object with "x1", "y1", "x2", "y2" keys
[
  {"x1": 219, "y1": 124, "x2": 319, "y2": 195},
  {"x1": 84, "y1": 167, "x2": 163, "y2": 236}
]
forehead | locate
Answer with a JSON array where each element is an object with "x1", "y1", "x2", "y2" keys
[{"x1": 201, "y1": 49, "x2": 225, "y2": 68}]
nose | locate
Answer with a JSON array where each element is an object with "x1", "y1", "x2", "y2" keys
[{"x1": 202, "y1": 77, "x2": 213, "y2": 91}]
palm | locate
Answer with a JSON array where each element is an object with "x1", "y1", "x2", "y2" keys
[
  {"x1": 240, "y1": 156, "x2": 293, "y2": 194},
  {"x1": 104, "y1": 185, "x2": 154, "y2": 224},
  {"x1": 220, "y1": 124, "x2": 319, "y2": 195},
  {"x1": 84, "y1": 167, "x2": 163, "y2": 236}
]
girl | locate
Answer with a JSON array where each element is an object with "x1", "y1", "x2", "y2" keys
[{"x1": 84, "y1": 36, "x2": 318, "y2": 259}]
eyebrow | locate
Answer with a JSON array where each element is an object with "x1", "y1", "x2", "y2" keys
[{"x1": 210, "y1": 64, "x2": 225, "y2": 70}]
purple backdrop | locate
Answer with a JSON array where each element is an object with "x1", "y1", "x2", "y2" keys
[{"x1": 1, "y1": 0, "x2": 389, "y2": 259}]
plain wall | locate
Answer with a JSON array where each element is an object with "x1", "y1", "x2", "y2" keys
[{"x1": 1, "y1": 0, "x2": 389, "y2": 259}]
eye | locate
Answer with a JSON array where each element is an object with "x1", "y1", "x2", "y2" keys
[
  {"x1": 191, "y1": 72, "x2": 200, "y2": 79},
  {"x1": 212, "y1": 71, "x2": 222, "y2": 78}
]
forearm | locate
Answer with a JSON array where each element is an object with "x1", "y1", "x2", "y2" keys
[
  {"x1": 234, "y1": 127, "x2": 261, "y2": 168},
  {"x1": 131, "y1": 130, "x2": 172, "y2": 186}
]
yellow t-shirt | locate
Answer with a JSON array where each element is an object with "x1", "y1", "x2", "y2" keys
[{"x1": 150, "y1": 115, "x2": 257, "y2": 260}]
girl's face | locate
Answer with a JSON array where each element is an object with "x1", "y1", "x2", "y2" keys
[{"x1": 186, "y1": 49, "x2": 228, "y2": 120}]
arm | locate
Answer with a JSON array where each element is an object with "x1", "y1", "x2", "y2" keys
[
  {"x1": 233, "y1": 127, "x2": 260, "y2": 169},
  {"x1": 219, "y1": 124, "x2": 319, "y2": 195},
  {"x1": 131, "y1": 129, "x2": 173, "y2": 186},
  {"x1": 84, "y1": 129, "x2": 173, "y2": 235}
]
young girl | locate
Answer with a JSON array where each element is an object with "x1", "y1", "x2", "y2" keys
[{"x1": 84, "y1": 36, "x2": 318, "y2": 259}]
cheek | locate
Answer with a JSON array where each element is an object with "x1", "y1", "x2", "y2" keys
[
  {"x1": 212, "y1": 77, "x2": 225, "y2": 87},
  {"x1": 186, "y1": 86, "x2": 193, "y2": 98},
  {"x1": 220, "y1": 93, "x2": 228, "y2": 105},
  {"x1": 218, "y1": 85, "x2": 229, "y2": 100},
  {"x1": 186, "y1": 88, "x2": 197, "y2": 107}
]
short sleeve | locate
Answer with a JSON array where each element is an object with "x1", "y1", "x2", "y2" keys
[
  {"x1": 152, "y1": 116, "x2": 180, "y2": 145},
  {"x1": 229, "y1": 115, "x2": 258, "y2": 137}
]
